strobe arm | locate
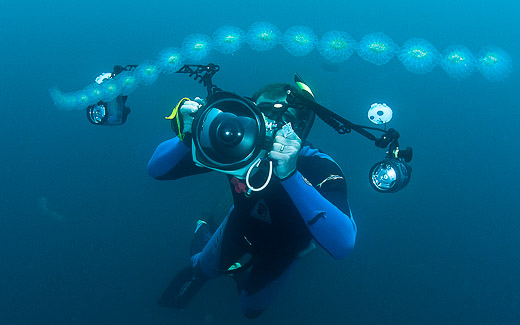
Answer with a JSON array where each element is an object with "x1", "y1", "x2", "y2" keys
[{"x1": 176, "y1": 63, "x2": 222, "y2": 95}]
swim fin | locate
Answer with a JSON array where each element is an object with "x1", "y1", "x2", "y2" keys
[{"x1": 157, "y1": 264, "x2": 208, "y2": 309}]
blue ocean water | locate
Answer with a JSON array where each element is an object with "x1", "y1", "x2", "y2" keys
[{"x1": 1, "y1": 0, "x2": 519, "y2": 324}]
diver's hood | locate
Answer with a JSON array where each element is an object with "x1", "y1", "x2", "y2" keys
[{"x1": 191, "y1": 91, "x2": 271, "y2": 178}]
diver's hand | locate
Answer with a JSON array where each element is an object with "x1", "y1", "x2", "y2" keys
[
  {"x1": 268, "y1": 128, "x2": 302, "y2": 180},
  {"x1": 180, "y1": 97, "x2": 205, "y2": 134}
]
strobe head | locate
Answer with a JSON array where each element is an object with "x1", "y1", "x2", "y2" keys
[
  {"x1": 86, "y1": 96, "x2": 130, "y2": 126},
  {"x1": 369, "y1": 158, "x2": 412, "y2": 193}
]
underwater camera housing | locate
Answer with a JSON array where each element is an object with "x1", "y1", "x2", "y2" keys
[
  {"x1": 178, "y1": 64, "x2": 413, "y2": 193},
  {"x1": 190, "y1": 91, "x2": 280, "y2": 179}
]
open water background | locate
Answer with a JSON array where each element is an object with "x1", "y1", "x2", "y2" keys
[{"x1": 1, "y1": 0, "x2": 518, "y2": 323}]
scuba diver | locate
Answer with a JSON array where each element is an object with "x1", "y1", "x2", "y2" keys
[{"x1": 147, "y1": 82, "x2": 357, "y2": 318}]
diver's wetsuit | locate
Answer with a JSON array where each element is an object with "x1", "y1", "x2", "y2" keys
[{"x1": 148, "y1": 136, "x2": 357, "y2": 317}]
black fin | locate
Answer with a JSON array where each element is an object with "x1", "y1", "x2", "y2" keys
[{"x1": 157, "y1": 265, "x2": 208, "y2": 309}]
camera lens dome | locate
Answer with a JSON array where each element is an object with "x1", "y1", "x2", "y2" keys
[{"x1": 217, "y1": 119, "x2": 244, "y2": 147}]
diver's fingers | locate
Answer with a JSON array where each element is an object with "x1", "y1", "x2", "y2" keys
[
  {"x1": 279, "y1": 127, "x2": 300, "y2": 141},
  {"x1": 268, "y1": 150, "x2": 289, "y2": 162},
  {"x1": 268, "y1": 145, "x2": 299, "y2": 179},
  {"x1": 194, "y1": 97, "x2": 206, "y2": 105},
  {"x1": 274, "y1": 134, "x2": 301, "y2": 151},
  {"x1": 180, "y1": 101, "x2": 201, "y2": 115},
  {"x1": 271, "y1": 142, "x2": 298, "y2": 155}
]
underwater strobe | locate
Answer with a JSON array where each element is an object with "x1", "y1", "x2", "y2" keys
[
  {"x1": 369, "y1": 129, "x2": 412, "y2": 193},
  {"x1": 85, "y1": 65, "x2": 135, "y2": 126},
  {"x1": 284, "y1": 74, "x2": 414, "y2": 193}
]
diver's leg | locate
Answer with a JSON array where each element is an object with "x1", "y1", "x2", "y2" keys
[
  {"x1": 157, "y1": 218, "x2": 216, "y2": 309},
  {"x1": 193, "y1": 209, "x2": 251, "y2": 278},
  {"x1": 239, "y1": 258, "x2": 298, "y2": 318},
  {"x1": 189, "y1": 219, "x2": 214, "y2": 257},
  {"x1": 157, "y1": 217, "x2": 227, "y2": 309},
  {"x1": 158, "y1": 210, "x2": 249, "y2": 308}
]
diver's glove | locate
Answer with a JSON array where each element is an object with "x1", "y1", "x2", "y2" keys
[
  {"x1": 267, "y1": 127, "x2": 302, "y2": 180},
  {"x1": 180, "y1": 97, "x2": 205, "y2": 134}
]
